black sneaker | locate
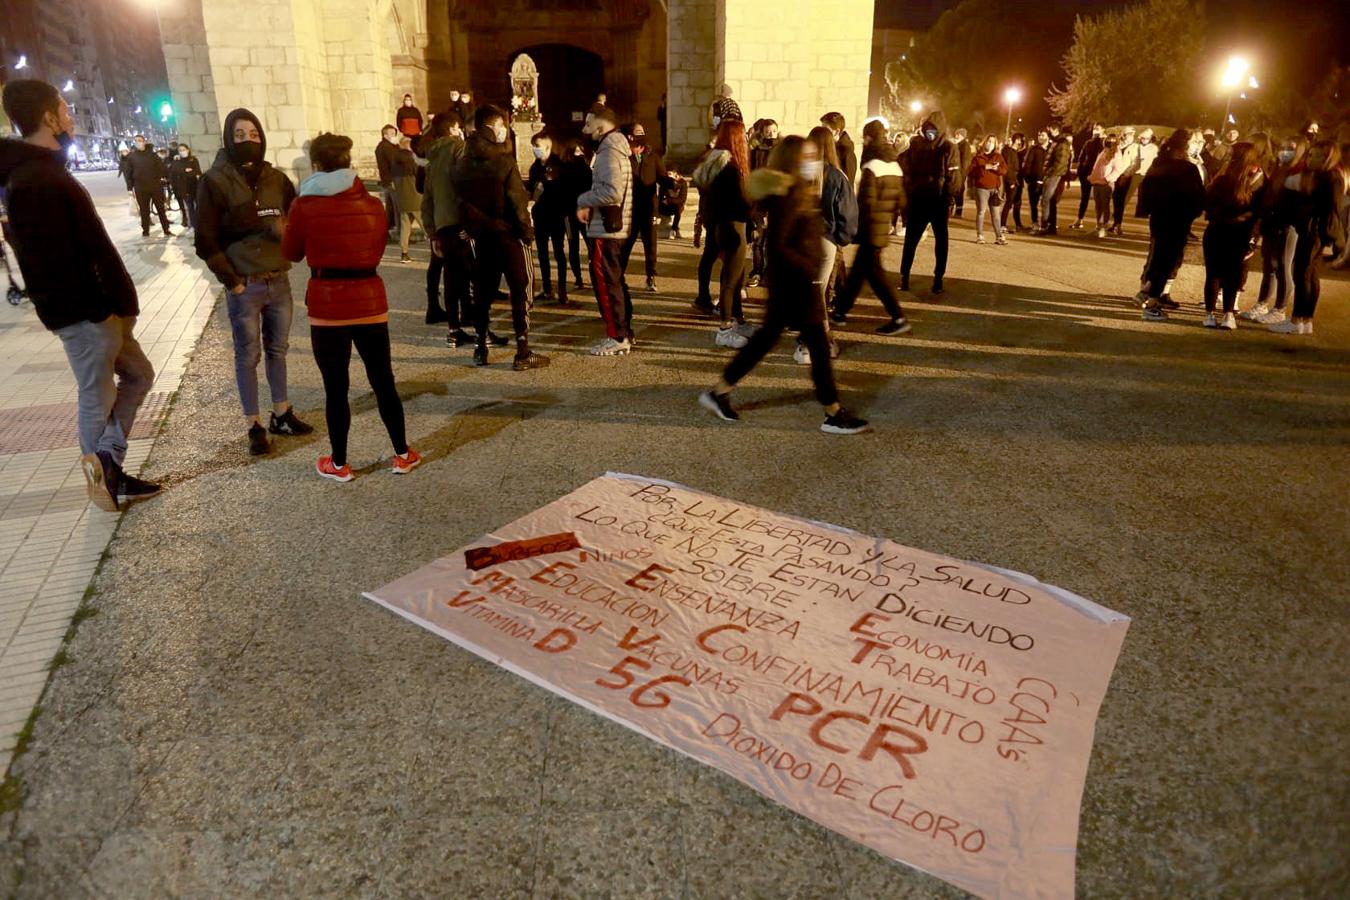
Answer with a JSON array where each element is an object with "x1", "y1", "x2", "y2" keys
[
  {"x1": 829, "y1": 311, "x2": 848, "y2": 325},
  {"x1": 877, "y1": 318, "x2": 912, "y2": 335},
  {"x1": 401, "y1": 253, "x2": 413, "y2": 263},
  {"x1": 446, "y1": 328, "x2": 475, "y2": 348},
  {"x1": 248, "y1": 423, "x2": 270, "y2": 456},
  {"x1": 1141, "y1": 305, "x2": 1168, "y2": 322},
  {"x1": 931, "y1": 281, "x2": 945, "y2": 296},
  {"x1": 699, "y1": 390, "x2": 739, "y2": 422},
  {"x1": 473, "y1": 345, "x2": 489, "y2": 366},
  {"x1": 821, "y1": 410, "x2": 871, "y2": 435},
  {"x1": 163, "y1": 228, "x2": 174, "y2": 237},
  {"x1": 534, "y1": 290, "x2": 555, "y2": 305},
  {"x1": 692, "y1": 298, "x2": 716, "y2": 317},
  {"x1": 1159, "y1": 295, "x2": 1181, "y2": 310},
  {"x1": 425, "y1": 305, "x2": 449, "y2": 325},
  {"x1": 573, "y1": 278, "x2": 585, "y2": 290},
  {"x1": 80, "y1": 451, "x2": 120, "y2": 512},
  {"x1": 269, "y1": 409, "x2": 313, "y2": 436},
  {"x1": 486, "y1": 330, "x2": 509, "y2": 348},
  {"x1": 118, "y1": 472, "x2": 162, "y2": 502},
  {"x1": 900, "y1": 276, "x2": 910, "y2": 292},
  {"x1": 142, "y1": 230, "x2": 150, "y2": 238},
  {"x1": 512, "y1": 351, "x2": 551, "y2": 371}
]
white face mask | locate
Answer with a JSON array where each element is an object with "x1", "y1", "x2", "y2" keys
[
  {"x1": 384, "y1": 133, "x2": 399, "y2": 145},
  {"x1": 799, "y1": 159, "x2": 823, "y2": 182},
  {"x1": 532, "y1": 146, "x2": 546, "y2": 160},
  {"x1": 490, "y1": 123, "x2": 508, "y2": 143},
  {"x1": 178, "y1": 149, "x2": 189, "y2": 158},
  {"x1": 712, "y1": 115, "x2": 722, "y2": 128}
]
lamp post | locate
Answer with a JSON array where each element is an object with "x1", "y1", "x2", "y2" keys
[
  {"x1": 1219, "y1": 56, "x2": 1250, "y2": 131},
  {"x1": 1003, "y1": 87, "x2": 1021, "y2": 144}
]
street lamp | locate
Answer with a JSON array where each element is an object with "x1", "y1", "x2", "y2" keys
[
  {"x1": 1219, "y1": 56, "x2": 1250, "y2": 130},
  {"x1": 14, "y1": 55, "x2": 27, "y2": 70},
  {"x1": 62, "y1": 79, "x2": 75, "y2": 92},
  {"x1": 909, "y1": 100, "x2": 922, "y2": 114},
  {"x1": 1003, "y1": 87, "x2": 1022, "y2": 143}
]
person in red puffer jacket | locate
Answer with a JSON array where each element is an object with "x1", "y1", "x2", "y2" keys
[{"x1": 281, "y1": 132, "x2": 420, "y2": 482}]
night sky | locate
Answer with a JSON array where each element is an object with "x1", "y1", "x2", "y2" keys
[{"x1": 876, "y1": 0, "x2": 1349, "y2": 92}]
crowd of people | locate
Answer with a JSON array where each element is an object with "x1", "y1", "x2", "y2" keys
[{"x1": 1, "y1": 75, "x2": 1346, "y2": 509}]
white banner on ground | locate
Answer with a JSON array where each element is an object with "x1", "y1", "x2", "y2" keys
[{"x1": 365, "y1": 473, "x2": 1130, "y2": 899}]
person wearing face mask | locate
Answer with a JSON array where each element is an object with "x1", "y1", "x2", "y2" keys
[
  {"x1": 526, "y1": 131, "x2": 571, "y2": 306},
  {"x1": 1132, "y1": 128, "x2": 1158, "y2": 217},
  {"x1": 451, "y1": 104, "x2": 548, "y2": 369},
  {"x1": 168, "y1": 143, "x2": 201, "y2": 230},
  {"x1": 0, "y1": 79, "x2": 161, "y2": 510},
  {"x1": 831, "y1": 119, "x2": 910, "y2": 333},
  {"x1": 699, "y1": 136, "x2": 870, "y2": 436},
  {"x1": 709, "y1": 84, "x2": 743, "y2": 132},
  {"x1": 620, "y1": 122, "x2": 667, "y2": 293},
  {"x1": 1088, "y1": 135, "x2": 1122, "y2": 239},
  {"x1": 694, "y1": 119, "x2": 755, "y2": 349},
  {"x1": 1200, "y1": 142, "x2": 1268, "y2": 330},
  {"x1": 1108, "y1": 128, "x2": 1141, "y2": 235},
  {"x1": 1020, "y1": 130, "x2": 1048, "y2": 232},
  {"x1": 1072, "y1": 123, "x2": 1105, "y2": 230},
  {"x1": 126, "y1": 134, "x2": 173, "y2": 237},
  {"x1": 899, "y1": 111, "x2": 958, "y2": 295},
  {"x1": 968, "y1": 133, "x2": 1009, "y2": 245},
  {"x1": 422, "y1": 111, "x2": 477, "y2": 343},
  {"x1": 196, "y1": 107, "x2": 310, "y2": 455},
  {"x1": 559, "y1": 139, "x2": 592, "y2": 289},
  {"x1": 458, "y1": 91, "x2": 476, "y2": 131},
  {"x1": 396, "y1": 93, "x2": 424, "y2": 140},
  {"x1": 375, "y1": 124, "x2": 402, "y2": 238},
  {"x1": 577, "y1": 103, "x2": 635, "y2": 356},
  {"x1": 1137, "y1": 129, "x2": 1206, "y2": 321},
  {"x1": 1243, "y1": 138, "x2": 1301, "y2": 323},
  {"x1": 1269, "y1": 139, "x2": 1344, "y2": 335}
]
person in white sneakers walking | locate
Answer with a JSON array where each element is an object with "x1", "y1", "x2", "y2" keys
[{"x1": 576, "y1": 104, "x2": 635, "y2": 356}]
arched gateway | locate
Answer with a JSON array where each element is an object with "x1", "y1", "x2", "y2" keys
[{"x1": 156, "y1": 0, "x2": 871, "y2": 178}]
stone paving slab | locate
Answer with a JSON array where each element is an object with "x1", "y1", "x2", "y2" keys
[
  {"x1": 0, "y1": 174, "x2": 216, "y2": 763},
  {"x1": 1, "y1": 189, "x2": 1348, "y2": 897}
]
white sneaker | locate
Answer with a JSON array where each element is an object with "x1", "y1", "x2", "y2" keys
[
  {"x1": 1240, "y1": 303, "x2": 1269, "y2": 321},
  {"x1": 792, "y1": 343, "x2": 810, "y2": 365},
  {"x1": 1220, "y1": 312, "x2": 1237, "y2": 331},
  {"x1": 589, "y1": 337, "x2": 632, "y2": 356},
  {"x1": 1257, "y1": 309, "x2": 1286, "y2": 325},
  {"x1": 715, "y1": 326, "x2": 748, "y2": 349},
  {"x1": 734, "y1": 321, "x2": 757, "y2": 338},
  {"x1": 1096, "y1": 228, "x2": 1106, "y2": 238},
  {"x1": 1203, "y1": 313, "x2": 1219, "y2": 328},
  {"x1": 1268, "y1": 320, "x2": 1304, "y2": 334},
  {"x1": 975, "y1": 235, "x2": 986, "y2": 244}
]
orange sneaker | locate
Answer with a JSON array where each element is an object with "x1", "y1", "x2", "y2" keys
[
  {"x1": 316, "y1": 456, "x2": 354, "y2": 482},
  {"x1": 391, "y1": 448, "x2": 421, "y2": 474}
]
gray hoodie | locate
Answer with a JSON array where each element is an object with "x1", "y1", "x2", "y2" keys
[{"x1": 576, "y1": 130, "x2": 632, "y2": 239}]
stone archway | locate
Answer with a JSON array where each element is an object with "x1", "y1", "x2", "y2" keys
[{"x1": 509, "y1": 45, "x2": 604, "y2": 141}]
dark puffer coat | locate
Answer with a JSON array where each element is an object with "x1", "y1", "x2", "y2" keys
[{"x1": 855, "y1": 146, "x2": 905, "y2": 247}]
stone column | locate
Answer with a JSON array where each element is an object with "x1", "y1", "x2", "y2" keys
[
  {"x1": 157, "y1": 0, "x2": 221, "y2": 158},
  {"x1": 666, "y1": 0, "x2": 718, "y2": 163}
]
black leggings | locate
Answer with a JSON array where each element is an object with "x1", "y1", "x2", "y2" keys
[
  {"x1": 714, "y1": 222, "x2": 747, "y2": 324},
  {"x1": 723, "y1": 295, "x2": 839, "y2": 408},
  {"x1": 310, "y1": 323, "x2": 407, "y2": 467},
  {"x1": 1202, "y1": 223, "x2": 1250, "y2": 313},
  {"x1": 1112, "y1": 175, "x2": 1134, "y2": 228},
  {"x1": 1291, "y1": 231, "x2": 1322, "y2": 320},
  {"x1": 834, "y1": 243, "x2": 904, "y2": 319},
  {"x1": 900, "y1": 198, "x2": 950, "y2": 283},
  {"x1": 1257, "y1": 226, "x2": 1293, "y2": 309},
  {"x1": 533, "y1": 210, "x2": 568, "y2": 293},
  {"x1": 1142, "y1": 219, "x2": 1189, "y2": 299},
  {"x1": 429, "y1": 228, "x2": 474, "y2": 327},
  {"x1": 567, "y1": 215, "x2": 586, "y2": 283}
]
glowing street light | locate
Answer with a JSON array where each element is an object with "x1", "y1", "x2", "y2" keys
[
  {"x1": 62, "y1": 79, "x2": 74, "y2": 92},
  {"x1": 909, "y1": 100, "x2": 922, "y2": 114},
  {"x1": 1003, "y1": 86, "x2": 1022, "y2": 143},
  {"x1": 1218, "y1": 55, "x2": 1253, "y2": 130},
  {"x1": 14, "y1": 55, "x2": 28, "y2": 70}
]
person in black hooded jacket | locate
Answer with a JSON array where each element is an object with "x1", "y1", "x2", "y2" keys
[
  {"x1": 195, "y1": 107, "x2": 310, "y2": 456},
  {"x1": 1, "y1": 79, "x2": 161, "y2": 511},
  {"x1": 831, "y1": 119, "x2": 909, "y2": 333},
  {"x1": 451, "y1": 104, "x2": 548, "y2": 371},
  {"x1": 900, "y1": 111, "x2": 958, "y2": 294},
  {"x1": 1137, "y1": 128, "x2": 1206, "y2": 321}
]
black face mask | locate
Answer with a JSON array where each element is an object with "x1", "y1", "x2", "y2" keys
[
  {"x1": 55, "y1": 132, "x2": 75, "y2": 153},
  {"x1": 230, "y1": 140, "x2": 263, "y2": 167}
]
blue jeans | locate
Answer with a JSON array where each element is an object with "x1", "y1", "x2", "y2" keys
[
  {"x1": 54, "y1": 315, "x2": 155, "y2": 467},
  {"x1": 226, "y1": 274, "x2": 292, "y2": 417}
]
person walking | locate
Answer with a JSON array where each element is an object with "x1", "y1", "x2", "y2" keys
[
  {"x1": 1270, "y1": 139, "x2": 1344, "y2": 336},
  {"x1": 1071, "y1": 123, "x2": 1104, "y2": 230},
  {"x1": 393, "y1": 136, "x2": 423, "y2": 262},
  {"x1": 127, "y1": 134, "x2": 172, "y2": 237},
  {"x1": 1138, "y1": 129, "x2": 1206, "y2": 321},
  {"x1": 576, "y1": 103, "x2": 635, "y2": 356},
  {"x1": 452, "y1": 105, "x2": 549, "y2": 369},
  {"x1": 375, "y1": 124, "x2": 401, "y2": 237},
  {"x1": 820, "y1": 112, "x2": 857, "y2": 185},
  {"x1": 526, "y1": 131, "x2": 571, "y2": 306},
  {"x1": 195, "y1": 107, "x2": 312, "y2": 455},
  {"x1": 620, "y1": 123, "x2": 666, "y2": 293},
  {"x1": 281, "y1": 132, "x2": 420, "y2": 482},
  {"x1": 693, "y1": 119, "x2": 754, "y2": 349},
  {"x1": 830, "y1": 119, "x2": 910, "y2": 334},
  {"x1": 968, "y1": 134, "x2": 1008, "y2": 245},
  {"x1": 0, "y1": 79, "x2": 161, "y2": 511},
  {"x1": 168, "y1": 142, "x2": 202, "y2": 229},
  {"x1": 560, "y1": 139, "x2": 592, "y2": 290},
  {"x1": 999, "y1": 132, "x2": 1023, "y2": 235},
  {"x1": 1109, "y1": 127, "x2": 1142, "y2": 235},
  {"x1": 746, "y1": 119, "x2": 778, "y2": 287},
  {"x1": 1036, "y1": 123, "x2": 1071, "y2": 235},
  {"x1": 1020, "y1": 130, "x2": 1048, "y2": 231},
  {"x1": 1201, "y1": 142, "x2": 1267, "y2": 331},
  {"x1": 805, "y1": 126, "x2": 854, "y2": 360},
  {"x1": 899, "y1": 111, "x2": 958, "y2": 295},
  {"x1": 421, "y1": 111, "x2": 475, "y2": 342},
  {"x1": 1088, "y1": 135, "x2": 1120, "y2": 238},
  {"x1": 698, "y1": 136, "x2": 870, "y2": 435}
]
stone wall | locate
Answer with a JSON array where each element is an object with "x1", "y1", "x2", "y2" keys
[{"x1": 666, "y1": 0, "x2": 717, "y2": 161}]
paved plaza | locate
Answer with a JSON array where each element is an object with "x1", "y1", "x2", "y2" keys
[{"x1": 1, "y1": 174, "x2": 1348, "y2": 897}]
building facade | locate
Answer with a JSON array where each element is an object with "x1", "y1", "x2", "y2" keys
[{"x1": 158, "y1": 0, "x2": 873, "y2": 179}]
